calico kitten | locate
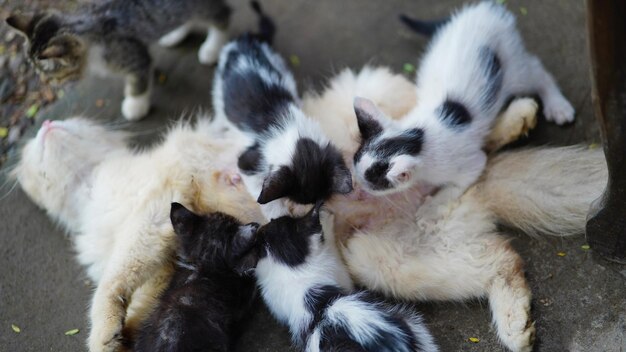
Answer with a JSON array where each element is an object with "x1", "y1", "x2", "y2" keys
[
  {"x1": 6, "y1": 0, "x2": 231, "y2": 120},
  {"x1": 213, "y1": 1, "x2": 353, "y2": 220},
  {"x1": 235, "y1": 203, "x2": 439, "y2": 352},
  {"x1": 134, "y1": 203, "x2": 258, "y2": 352},
  {"x1": 352, "y1": 2, "x2": 575, "y2": 218}
]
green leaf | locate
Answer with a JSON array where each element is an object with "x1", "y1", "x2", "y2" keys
[
  {"x1": 403, "y1": 63, "x2": 416, "y2": 73},
  {"x1": 64, "y1": 328, "x2": 80, "y2": 336},
  {"x1": 581, "y1": 244, "x2": 590, "y2": 250},
  {"x1": 0, "y1": 127, "x2": 8, "y2": 138},
  {"x1": 289, "y1": 55, "x2": 301, "y2": 67},
  {"x1": 557, "y1": 251, "x2": 566, "y2": 257},
  {"x1": 468, "y1": 337, "x2": 480, "y2": 343},
  {"x1": 520, "y1": 7, "x2": 528, "y2": 16},
  {"x1": 11, "y1": 324, "x2": 21, "y2": 333},
  {"x1": 26, "y1": 104, "x2": 39, "y2": 118}
]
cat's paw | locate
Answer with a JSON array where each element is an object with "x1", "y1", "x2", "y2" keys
[
  {"x1": 198, "y1": 42, "x2": 221, "y2": 65},
  {"x1": 499, "y1": 317, "x2": 535, "y2": 352},
  {"x1": 543, "y1": 95, "x2": 575, "y2": 125},
  {"x1": 486, "y1": 97, "x2": 538, "y2": 152},
  {"x1": 158, "y1": 25, "x2": 191, "y2": 47},
  {"x1": 121, "y1": 93, "x2": 150, "y2": 121},
  {"x1": 88, "y1": 320, "x2": 124, "y2": 352}
]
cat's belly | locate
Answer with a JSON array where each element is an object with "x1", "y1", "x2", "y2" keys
[{"x1": 328, "y1": 182, "x2": 437, "y2": 243}]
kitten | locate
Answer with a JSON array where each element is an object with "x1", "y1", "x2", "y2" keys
[
  {"x1": 303, "y1": 66, "x2": 606, "y2": 352},
  {"x1": 134, "y1": 203, "x2": 258, "y2": 352},
  {"x1": 235, "y1": 203, "x2": 439, "y2": 352},
  {"x1": 351, "y1": 2, "x2": 575, "y2": 219},
  {"x1": 213, "y1": 1, "x2": 353, "y2": 220},
  {"x1": 6, "y1": 0, "x2": 231, "y2": 120},
  {"x1": 13, "y1": 117, "x2": 264, "y2": 352}
]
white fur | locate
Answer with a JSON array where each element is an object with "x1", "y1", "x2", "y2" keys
[
  {"x1": 354, "y1": 3, "x2": 575, "y2": 216},
  {"x1": 122, "y1": 88, "x2": 151, "y2": 121},
  {"x1": 198, "y1": 24, "x2": 229, "y2": 65},
  {"x1": 14, "y1": 117, "x2": 263, "y2": 352},
  {"x1": 301, "y1": 66, "x2": 605, "y2": 352}
]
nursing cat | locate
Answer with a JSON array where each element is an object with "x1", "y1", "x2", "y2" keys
[
  {"x1": 134, "y1": 203, "x2": 258, "y2": 352},
  {"x1": 213, "y1": 1, "x2": 353, "y2": 220},
  {"x1": 12, "y1": 117, "x2": 264, "y2": 352},
  {"x1": 236, "y1": 203, "x2": 439, "y2": 352},
  {"x1": 352, "y1": 2, "x2": 575, "y2": 220},
  {"x1": 304, "y1": 66, "x2": 605, "y2": 352},
  {"x1": 6, "y1": 0, "x2": 231, "y2": 120}
]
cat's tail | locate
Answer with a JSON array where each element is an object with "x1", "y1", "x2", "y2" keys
[
  {"x1": 472, "y1": 146, "x2": 607, "y2": 237},
  {"x1": 250, "y1": 1, "x2": 276, "y2": 45},
  {"x1": 398, "y1": 14, "x2": 449, "y2": 37}
]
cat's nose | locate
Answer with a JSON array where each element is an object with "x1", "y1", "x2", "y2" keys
[{"x1": 43, "y1": 120, "x2": 52, "y2": 128}]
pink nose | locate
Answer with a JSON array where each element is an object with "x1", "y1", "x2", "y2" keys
[{"x1": 43, "y1": 120, "x2": 52, "y2": 127}]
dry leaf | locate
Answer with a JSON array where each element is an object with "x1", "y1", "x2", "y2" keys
[
  {"x1": 289, "y1": 55, "x2": 300, "y2": 67},
  {"x1": 468, "y1": 337, "x2": 480, "y2": 343},
  {"x1": 95, "y1": 99, "x2": 105, "y2": 108},
  {"x1": 581, "y1": 244, "x2": 590, "y2": 250},
  {"x1": 11, "y1": 324, "x2": 20, "y2": 333},
  {"x1": 557, "y1": 252, "x2": 566, "y2": 257}
]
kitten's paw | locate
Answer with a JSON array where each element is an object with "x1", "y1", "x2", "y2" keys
[
  {"x1": 198, "y1": 42, "x2": 221, "y2": 65},
  {"x1": 121, "y1": 93, "x2": 151, "y2": 121},
  {"x1": 158, "y1": 25, "x2": 191, "y2": 47},
  {"x1": 543, "y1": 96, "x2": 575, "y2": 125}
]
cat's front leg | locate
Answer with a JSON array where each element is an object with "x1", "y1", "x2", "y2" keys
[
  {"x1": 88, "y1": 276, "x2": 130, "y2": 352},
  {"x1": 198, "y1": 2, "x2": 231, "y2": 65},
  {"x1": 104, "y1": 38, "x2": 152, "y2": 121}
]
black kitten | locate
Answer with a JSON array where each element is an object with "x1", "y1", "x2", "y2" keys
[
  {"x1": 134, "y1": 203, "x2": 258, "y2": 352},
  {"x1": 212, "y1": 1, "x2": 352, "y2": 220}
]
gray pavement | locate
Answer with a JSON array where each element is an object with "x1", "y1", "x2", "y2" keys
[{"x1": 1, "y1": 1, "x2": 625, "y2": 351}]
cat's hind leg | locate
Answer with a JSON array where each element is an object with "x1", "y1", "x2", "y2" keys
[
  {"x1": 197, "y1": 2, "x2": 231, "y2": 65},
  {"x1": 512, "y1": 55, "x2": 575, "y2": 125},
  {"x1": 104, "y1": 37, "x2": 153, "y2": 120}
]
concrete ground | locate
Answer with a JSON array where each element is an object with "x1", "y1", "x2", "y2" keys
[{"x1": 1, "y1": 0, "x2": 625, "y2": 351}]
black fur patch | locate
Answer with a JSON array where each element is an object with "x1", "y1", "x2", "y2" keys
[
  {"x1": 438, "y1": 100, "x2": 472, "y2": 128},
  {"x1": 223, "y1": 67, "x2": 294, "y2": 133},
  {"x1": 375, "y1": 128, "x2": 425, "y2": 158},
  {"x1": 275, "y1": 138, "x2": 351, "y2": 205},
  {"x1": 364, "y1": 161, "x2": 391, "y2": 191},
  {"x1": 238, "y1": 143, "x2": 264, "y2": 175},
  {"x1": 479, "y1": 46, "x2": 503, "y2": 108},
  {"x1": 255, "y1": 209, "x2": 322, "y2": 267},
  {"x1": 355, "y1": 108, "x2": 384, "y2": 142}
]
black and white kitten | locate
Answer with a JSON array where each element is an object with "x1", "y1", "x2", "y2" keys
[
  {"x1": 235, "y1": 203, "x2": 439, "y2": 352},
  {"x1": 6, "y1": 0, "x2": 231, "y2": 120},
  {"x1": 134, "y1": 203, "x2": 258, "y2": 352},
  {"x1": 352, "y1": 2, "x2": 575, "y2": 219},
  {"x1": 213, "y1": 2, "x2": 353, "y2": 220}
]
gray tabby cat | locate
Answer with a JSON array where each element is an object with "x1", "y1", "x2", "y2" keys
[{"x1": 6, "y1": 0, "x2": 231, "y2": 120}]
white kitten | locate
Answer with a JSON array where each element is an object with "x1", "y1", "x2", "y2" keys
[{"x1": 352, "y1": 2, "x2": 575, "y2": 219}]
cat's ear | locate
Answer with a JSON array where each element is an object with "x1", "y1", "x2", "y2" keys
[
  {"x1": 38, "y1": 44, "x2": 68, "y2": 59},
  {"x1": 170, "y1": 202, "x2": 198, "y2": 236},
  {"x1": 6, "y1": 13, "x2": 36, "y2": 37},
  {"x1": 332, "y1": 162, "x2": 353, "y2": 194},
  {"x1": 353, "y1": 97, "x2": 385, "y2": 141},
  {"x1": 257, "y1": 167, "x2": 294, "y2": 204}
]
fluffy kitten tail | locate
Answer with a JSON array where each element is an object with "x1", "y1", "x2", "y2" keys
[
  {"x1": 250, "y1": 1, "x2": 276, "y2": 45},
  {"x1": 474, "y1": 146, "x2": 607, "y2": 237},
  {"x1": 398, "y1": 14, "x2": 449, "y2": 37}
]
